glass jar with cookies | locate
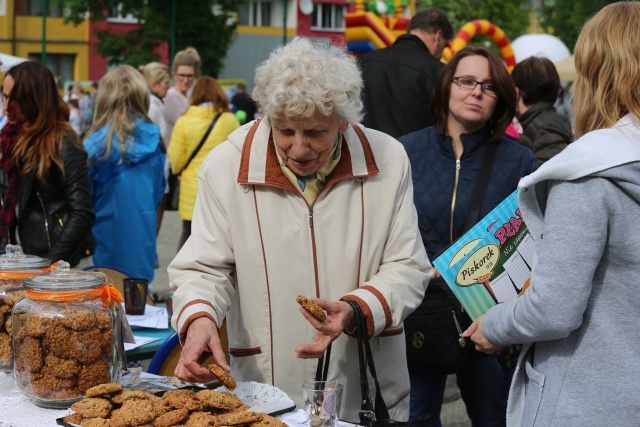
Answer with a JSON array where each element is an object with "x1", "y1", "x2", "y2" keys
[
  {"x1": 11, "y1": 261, "x2": 123, "y2": 408},
  {"x1": 0, "y1": 244, "x2": 52, "y2": 372}
]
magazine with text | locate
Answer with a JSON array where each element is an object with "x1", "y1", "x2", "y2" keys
[{"x1": 433, "y1": 189, "x2": 533, "y2": 370}]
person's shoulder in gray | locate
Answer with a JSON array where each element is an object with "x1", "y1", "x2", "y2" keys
[
  {"x1": 512, "y1": 56, "x2": 573, "y2": 165},
  {"x1": 359, "y1": 8, "x2": 453, "y2": 138},
  {"x1": 466, "y1": 3, "x2": 640, "y2": 426}
]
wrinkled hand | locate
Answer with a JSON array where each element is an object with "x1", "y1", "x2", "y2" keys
[
  {"x1": 174, "y1": 317, "x2": 229, "y2": 383},
  {"x1": 295, "y1": 298, "x2": 354, "y2": 359},
  {"x1": 463, "y1": 315, "x2": 503, "y2": 354}
]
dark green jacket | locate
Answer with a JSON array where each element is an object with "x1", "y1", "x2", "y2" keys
[{"x1": 518, "y1": 102, "x2": 573, "y2": 165}]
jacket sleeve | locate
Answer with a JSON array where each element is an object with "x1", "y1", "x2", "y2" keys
[
  {"x1": 342, "y1": 148, "x2": 433, "y2": 338},
  {"x1": 521, "y1": 147, "x2": 539, "y2": 177},
  {"x1": 482, "y1": 178, "x2": 608, "y2": 345},
  {"x1": 167, "y1": 117, "x2": 187, "y2": 174},
  {"x1": 168, "y1": 151, "x2": 236, "y2": 343},
  {"x1": 48, "y1": 136, "x2": 95, "y2": 263}
]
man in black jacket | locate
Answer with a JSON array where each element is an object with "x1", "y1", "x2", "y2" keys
[{"x1": 359, "y1": 8, "x2": 453, "y2": 138}]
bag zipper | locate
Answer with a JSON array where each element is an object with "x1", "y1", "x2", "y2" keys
[{"x1": 452, "y1": 310, "x2": 466, "y2": 348}]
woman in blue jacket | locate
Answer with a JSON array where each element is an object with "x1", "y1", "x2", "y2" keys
[
  {"x1": 398, "y1": 47, "x2": 537, "y2": 426},
  {"x1": 84, "y1": 65, "x2": 166, "y2": 282}
]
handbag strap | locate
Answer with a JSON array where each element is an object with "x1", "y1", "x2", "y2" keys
[
  {"x1": 462, "y1": 141, "x2": 500, "y2": 233},
  {"x1": 179, "y1": 112, "x2": 222, "y2": 174},
  {"x1": 313, "y1": 301, "x2": 393, "y2": 425},
  {"x1": 315, "y1": 341, "x2": 332, "y2": 383},
  {"x1": 345, "y1": 300, "x2": 391, "y2": 425}
]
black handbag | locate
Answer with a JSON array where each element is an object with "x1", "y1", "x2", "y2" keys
[
  {"x1": 405, "y1": 141, "x2": 500, "y2": 374},
  {"x1": 165, "y1": 113, "x2": 222, "y2": 211},
  {"x1": 317, "y1": 301, "x2": 411, "y2": 427}
]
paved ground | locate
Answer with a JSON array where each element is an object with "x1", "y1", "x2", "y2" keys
[{"x1": 153, "y1": 211, "x2": 471, "y2": 426}]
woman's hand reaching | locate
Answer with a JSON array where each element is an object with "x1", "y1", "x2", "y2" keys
[{"x1": 294, "y1": 298, "x2": 355, "y2": 359}]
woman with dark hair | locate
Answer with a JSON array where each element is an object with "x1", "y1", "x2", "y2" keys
[
  {"x1": 0, "y1": 61, "x2": 94, "y2": 265},
  {"x1": 167, "y1": 76, "x2": 239, "y2": 250},
  {"x1": 398, "y1": 46, "x2": 537, "y2": 426}
]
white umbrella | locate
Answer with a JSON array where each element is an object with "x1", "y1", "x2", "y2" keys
[
  {"x1": 511, "y1": 34, "x2": 571, "y2": 63},
  {"x1": 0, "y1": 52, "x2": 28, "y2": 72}
]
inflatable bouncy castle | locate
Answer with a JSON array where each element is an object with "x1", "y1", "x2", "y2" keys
[{"x1": 345, "y1": 0, "x2": 516, "y2": 72}]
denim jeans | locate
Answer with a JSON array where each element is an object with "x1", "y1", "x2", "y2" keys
[{"x1": 409, "y1": 350, "x2": 512, "y2": 427}]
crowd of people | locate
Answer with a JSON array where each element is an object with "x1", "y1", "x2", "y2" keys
[{"x1": 1, "y1": 2, "x2": 639, "y2": 426}]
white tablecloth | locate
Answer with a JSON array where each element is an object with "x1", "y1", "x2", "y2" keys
[{"x1": 0, "y1": 372, "x2": 73, "y2": 427}]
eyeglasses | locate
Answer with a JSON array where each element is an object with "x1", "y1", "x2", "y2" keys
[
  {"x1": 452, "y1": 77, "x2": 496, "y2": 96},
  {"x1": 175, "y1": 73, "x2": 195, "y2": 80}
]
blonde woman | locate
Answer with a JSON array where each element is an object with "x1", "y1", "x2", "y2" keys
[
  {"x1": 140, "y1": 62, "x2": 170, "y2": 140},
  {"x1": 141, "y1": 61, "x2": 172, "y2": 233},
  {"x1": 84, "y1": 65, "x2": 165, "y2": 282},
  {"x1": 164, "y1": 47, "x2": 201, "y2": 144},
  {"x1": 168, "y1": 77, "x2": 239, "y2": 250},
  {"x1": 466, "y1": 3, "x2": 640, "y2": 425}
]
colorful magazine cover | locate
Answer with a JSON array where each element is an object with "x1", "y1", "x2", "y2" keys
[{"x1": 433, "y1": 189, "x2": 533, "y2": 371}]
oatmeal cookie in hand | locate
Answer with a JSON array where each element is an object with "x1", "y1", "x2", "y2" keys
[
  {"x1": 207, "y1": 363, "x2": 237, "y2": 391},
  {"x1": 296, "y1": 295, "x2": 326, "y2": 321}
]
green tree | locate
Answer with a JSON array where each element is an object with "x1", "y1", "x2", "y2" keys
[
  {"x1": 416, "y1": 0, "x2": 529, "y2": 48},
  {"x1": 55, "y1": 0, "x2": 239, "y2": 77},
  {"x1": 539, "y1": 0, "x2": 616, "y2": 51}
]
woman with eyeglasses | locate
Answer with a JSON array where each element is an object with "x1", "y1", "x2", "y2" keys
[
  {"x1": 398, "y1": 46, "x2": 537, "y2": 426},
  {"x1": 164, "y1": 47, "x2": 201, "y2": 144}
]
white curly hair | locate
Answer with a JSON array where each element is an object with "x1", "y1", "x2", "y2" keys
[{"x1": 252, "y1": 37, "x2": 363, "y2": 123}]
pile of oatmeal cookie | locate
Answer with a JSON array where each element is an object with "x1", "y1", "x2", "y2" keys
[
  {"x1": 13, "y1": 304, "x2": 115, "y2": 400},
  {"x1": 0, "y1": 290, "x2": 26, "y2": 369},
  {"x1": 65, "y1": 382, "x2": 289, "y2": 427}
]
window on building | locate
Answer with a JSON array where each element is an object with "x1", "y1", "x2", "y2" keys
[
  {"x1": 107, "y1": 4, "x2": 138, "y2": 23},
  {"x1": 28, "y1": 53, "x2": 75, "y2": 84},
  {"x1": 238, "y1": 0, "x2": 272, "y2": 27},
  {"x1": 21, "y1": 0, "x2": 64, "y2": 17},
  {"x1": 311, "y1": 3, "x2": 346, "y2": 31}
]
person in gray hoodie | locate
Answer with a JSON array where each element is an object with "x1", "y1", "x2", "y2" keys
[{"x1": 463, "y1": 3, "x2": 640, "y2": 426}]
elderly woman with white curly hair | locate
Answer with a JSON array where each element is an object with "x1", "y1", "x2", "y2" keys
[{"x1": 168, "y1": 37, "x2": 432, "y2": 421}]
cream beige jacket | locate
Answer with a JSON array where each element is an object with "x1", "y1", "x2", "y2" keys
[{"x1": 169, "y1": 118, "x2": 432, "y2": 422}]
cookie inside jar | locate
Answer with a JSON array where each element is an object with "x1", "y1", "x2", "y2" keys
[
  {"x1": 0, "y1": 244, "x2": 51, "y2": 372},
  {"x1": 11, "y1": 261, "x2": 123, "y2": 408}
]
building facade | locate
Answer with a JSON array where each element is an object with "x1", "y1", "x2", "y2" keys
[
  {"x1": 0, "y1": 0, "x2": 89, "y2": 83},
  {"x1": 219, "y1": 0, "x2": 351, "y2": 88},
  {"x1": 0, "y1": 1, "x2": 168, "y2": 84}
]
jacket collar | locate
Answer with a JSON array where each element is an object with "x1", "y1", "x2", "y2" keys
[
  {"x1": 237, "y1": 117, "x2": 379, "y2": 190},
  {"x1": 393, "y1": 34, "x2": 433, "y2": 56},
  {"x1": 517, "y1": 102, "x2": 556, "y2": 128},
  {"x1": 436, "y1": 125, "x2": 494, "y2": 158}
]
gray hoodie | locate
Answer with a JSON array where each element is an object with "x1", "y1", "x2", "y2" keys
[{"x1": 482, "y1": 114, "x2": 640, "y2": 426}]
